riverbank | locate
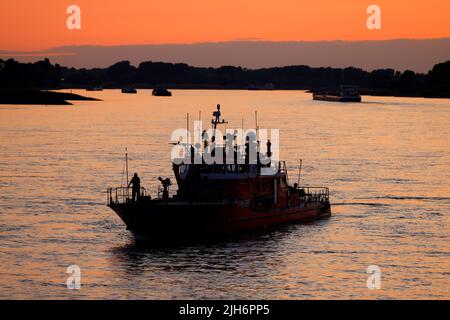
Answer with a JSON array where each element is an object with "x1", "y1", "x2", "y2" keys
[
  {"x1": 2, "y1": 58, "x2": 449, "y2": 100},
  {"x1": 0, "y1": 89, "x2": 100, "y2": 105}
]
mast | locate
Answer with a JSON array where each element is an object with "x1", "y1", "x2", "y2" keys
[
  {"x1": 211, "y1": 104, "x2": 227, "y2": 141},
  {"x1": 125, "y1": 147, "x2": 129, "y2": 185},
  {"x1": 297, "y1": 159, "x2": 302, "y2": 185},
  {"x1": 198, "y1": 110, "x2": 202, "y2": 153},
  {"x1": 186, "y1": 113, "x2": 190, "y2": 160},
  {"x1": 255, "y1": 110, "x2": 259, "y2": 152}
]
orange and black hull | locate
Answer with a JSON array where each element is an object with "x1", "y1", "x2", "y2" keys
[{"x1": 109, "y1": 200, "x2": 331, "y2": 241}]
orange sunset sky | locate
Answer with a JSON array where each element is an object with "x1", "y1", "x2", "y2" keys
[{"x1": 1, "y1": 0, "x2": 450, "y2": 52}]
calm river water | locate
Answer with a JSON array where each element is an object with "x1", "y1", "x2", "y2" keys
[{"x1": 0, "y1": 90, "x2": 449, "y2": 299}]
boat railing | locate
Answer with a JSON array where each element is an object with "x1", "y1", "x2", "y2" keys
[
  {"x1": 107, "y1": 187, "x2": 148, "y2": 205},
  {"x1": 299, "y1": 186, "x2": 330, "y2": 203}
]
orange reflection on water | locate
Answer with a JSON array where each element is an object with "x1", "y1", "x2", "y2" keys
[{"x1": 0, "y1": 90, "x2": 449, "y2": 299}]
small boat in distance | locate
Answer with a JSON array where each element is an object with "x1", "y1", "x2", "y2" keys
[
  {"x1": 86, "y1": 86, "x2": 103, "y2": 91},
  {"x1": 152, "y1": 87, "x2": 172, "y2": 96},
  {"x1": 313, "y1": 85, "x2": 361, "y2": 102},
  {"x1": 121, "y1": 87, "x2": 137, "y2": 94}
]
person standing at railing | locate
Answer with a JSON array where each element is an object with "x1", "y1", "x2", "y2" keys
[
  {"x1": 128, "y1": 173, "x2": 141, "y2": 202},
  {"x1": 158, "y1": 177, "x2": 171, "y2": 203}
]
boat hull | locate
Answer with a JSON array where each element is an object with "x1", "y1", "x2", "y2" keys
[{"x1": 109, "y1": 200, "x2": 331, "y2": 241}]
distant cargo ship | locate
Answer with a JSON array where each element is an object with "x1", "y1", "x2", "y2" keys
[
  {"x1": 107, "y1": 105, "x2": 331, "y2": 241},
  {"x1": 313, "y1": 85, "x2": 361, "y2": 102}
]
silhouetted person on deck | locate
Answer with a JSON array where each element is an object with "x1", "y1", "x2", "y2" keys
[
  {"x1": 128, "y1": 173, "x2": 141, "y2": 202},
  {"x1": 158, "y1": 177, "x2": 172, "y2": 203}
]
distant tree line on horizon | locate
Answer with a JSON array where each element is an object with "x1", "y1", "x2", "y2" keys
[{"x1": 1, "y1": 58, "x2": 449, "y2": 98}]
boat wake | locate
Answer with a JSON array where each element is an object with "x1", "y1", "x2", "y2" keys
[
  {"x1": 370, "y1": 196, "x2": 450, "y2": 201},
  {"x1": 332, "y1": 202, "x2": 388, "y2": 207}
]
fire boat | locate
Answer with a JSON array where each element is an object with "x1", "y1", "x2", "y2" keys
[{"x1": 107, "y1": 106, "x2": 331, "y2": 241}]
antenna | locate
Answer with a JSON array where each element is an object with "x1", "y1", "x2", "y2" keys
[
  {"x1": 186, "y1": 113, "x2": 190, "y2": 161},
  {"x1": 198, "y1": 110, "x2": 202, "y2": 152},
  {"x1": 125, "y1": 147, "x2": 129, "y2": 191},
  {"x1": 187, "y1": 112, "x2": 189, "y2": 134},
  {"x1": 255, "y1": 110, "x2": 259, "y2": 150},
  {"x1": 297, "y1": 159, "x2": 303, "y2": 186}
]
